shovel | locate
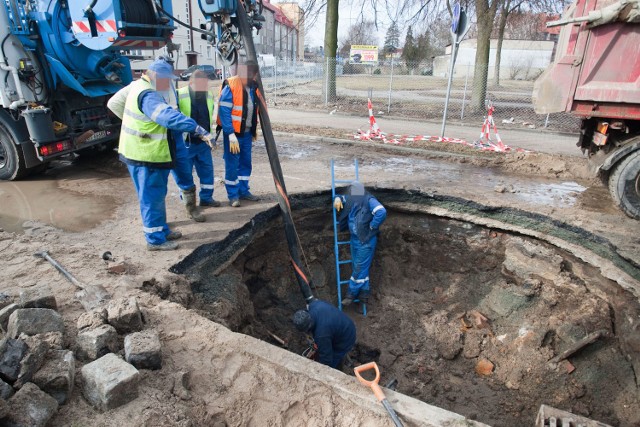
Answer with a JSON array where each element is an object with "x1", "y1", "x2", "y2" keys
[
  {"x1": 354, "y1": 362, "x2": 404, "y2": 427},
  {"x1": 34, "y1": 250, "x2": 111, "y2": 311}
]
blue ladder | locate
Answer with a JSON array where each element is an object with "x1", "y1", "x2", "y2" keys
[{"x1": 331, "y1": 159, "x2": 366, "y2": 316}]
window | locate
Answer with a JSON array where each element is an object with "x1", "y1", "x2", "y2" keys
[
  {"x1": 207, "y1": 45, "x2": 212, "y2": 59},
  {"x1": 187, "y1": 39, "x2": 192, "y2": 51}
]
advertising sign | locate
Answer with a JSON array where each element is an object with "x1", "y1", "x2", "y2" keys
[{"x1": 349, "y1": 45, "x2": 378, "y2": 64}]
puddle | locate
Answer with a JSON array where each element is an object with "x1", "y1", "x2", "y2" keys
[{"x1": 0, "y1": 179, "x2": 117, "y2": 233}]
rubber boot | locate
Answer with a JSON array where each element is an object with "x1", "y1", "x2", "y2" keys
[{"x1": 183, "y1": 188, "x2": 206, "y2": 222}]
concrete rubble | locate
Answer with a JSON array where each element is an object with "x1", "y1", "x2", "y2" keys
[
  {"x1": 4, "y1": 382, "x2": 58, "y2": 427},
  {"x1": 6, "y1": 308, "x2": 65, "y2": 338},
  {"x1": 18, "y1": 285, "x2": 57, "y2": 310},
  {"x1": 75, "y1": 324, "x2": 119, "y2": 361},
  {"x1": 32, "y1": 350, "x2": 75, "y2": 405}
]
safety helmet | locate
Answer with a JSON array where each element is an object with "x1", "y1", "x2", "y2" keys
[{"x1": 293, "y1": 310, "x2": 314, "y2": 332}]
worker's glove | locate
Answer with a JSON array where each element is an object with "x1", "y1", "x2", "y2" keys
[
  {"x1": 228, "y1": 133, "x2": 240, "y2": 154},
  {"x1": 195, "y1": 128, "x2": 216, "y2": 149},
  {"x1": 333, "y1": 197, "x2": 343, "y2": 212},
  {"x1": 252, "y1": 134, "x2": 258, "y2": 143}
]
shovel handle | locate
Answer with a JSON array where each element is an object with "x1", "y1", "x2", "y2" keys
[
  {"x1": 354, "y1": 362, "x2": 385, "y2": 401},
  {"x1": 35, "y1": 251, "x2": 85, "y2": 290}
]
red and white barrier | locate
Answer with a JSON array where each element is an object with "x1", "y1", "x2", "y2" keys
[{"x1": 354, "y1": 99, "x2": 528, "y2": 153}]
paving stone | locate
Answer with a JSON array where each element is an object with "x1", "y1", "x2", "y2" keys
[
  {"x1": 15, "y1": 335, "x2": 50, "y2": 388},
  {"x1": 0, "y1": 303, "x2": 19, "y2": 332},
  {"x1": 19, "y1": 285, "x2": 57, "y2": 310},
  {"x1": 81, "y1": 353, "x2": 139, "y2": 411},
  {"x1": 21, "y1": 332, "x2": 64, "y2": 351},
  {"x1": 0, "y1": 397, "x2": 8, "y2": 419},
  {"x1": 6, "y1": 309, "x2": 64, "y2": 339},
  {"x1": 5, "y1": 382, "x2": 58, "y2": 427},
  {"x1": 32, "y1": 350, "x2": 75, "y2": 405},
  {"x1": 0, "y1": 377, "x2": 14, "y2": 399},
  {"x1": 75, "y1": 324, "x2": 119, "y2": 361},
  {"x1": 0, "y1": 293, "x2": 12, "y2": 310},
  {"x1": 0, "y1": 338, "x2": 28, "y2": 383},
  {"x1": 107, "y1": 297, "x2": 143, "y2": 334},
  {"x1": 124, "y1": 330, "x2": 162, "y2": 370},
  {"x1": 77, "y1": 308, "x2": 107, "y2": 331}
]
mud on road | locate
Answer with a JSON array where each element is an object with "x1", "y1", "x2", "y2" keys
[{"x1": 0, "y1": 134, "x2": 638, "y2": 426}]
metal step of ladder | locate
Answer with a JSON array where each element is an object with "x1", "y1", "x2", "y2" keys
[{"x1": 331, "y1": 159, "x2": 366, "y2": 316}]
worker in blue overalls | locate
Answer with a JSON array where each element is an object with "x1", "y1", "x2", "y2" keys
[
  {"x1": 176, "y1": 69, "x2": 221, "y2": 209},
  {"x1": 118, "y1": 59, "x2": 214, "y2": 250},
  {"x1": 217, "y1": 60, "x2": 261, "y2": 207},
  {"x1": 293, "y1": 299, "x2": 356, "y2": 369},
  {"x1": 333, "y1": 182, "x2": 387, "y2": 306}
]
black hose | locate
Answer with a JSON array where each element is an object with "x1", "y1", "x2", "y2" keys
[
  {"x1": 121, "y1": 0, "x2": 157, "y2": 37},
  {"x1": 153, "y1": 1, "x2": 212, "y2": 36},
  {"x1": 236, "y1": 4, "x2": 315, "y2": 303}
]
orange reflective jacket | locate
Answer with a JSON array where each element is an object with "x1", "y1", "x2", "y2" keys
[{"x1": 216, "y1": 76, "x2": 261, "y2": 136}]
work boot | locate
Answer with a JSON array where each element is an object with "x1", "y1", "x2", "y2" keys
[
  {"x1": 166, "y1": 231, "x2": 182, "y2": 241},
  {"x1": 342, "y1": 293, "x2": 356, "y2": 307},
  {"x1": 183, "y1": 188, "x2": 206, "y2": 222},
  {"x1": 229, "y1": 199, "x2": 241, "y2": 208},
  {"x1": 147, "y1": 241, "x2": 179, "y2": 251},
  {"x1": 240, "y1": 192, "x2": 260, "y2": 201},
  {"x1": 200, "y1": 199, "x2": 221, "y2": 207}
]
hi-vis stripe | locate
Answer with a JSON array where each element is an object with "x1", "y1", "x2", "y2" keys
[
  {"x1": 112, "y1": 40, "x2": 164, "y2": 48},
  {"x1": 72, "y1": 20, "x2": 117, "y2": 33}
]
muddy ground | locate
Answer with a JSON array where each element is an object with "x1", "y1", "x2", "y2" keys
[{"x1": 0, "y1": 133, "x2": 639, "y2": 426}]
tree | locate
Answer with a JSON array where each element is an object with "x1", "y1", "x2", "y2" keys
[
  {"x1": 383, "y1": 21, "x2": 401, "y2": 56},
  {"x1": 471, "y1": 0, "x2": 501, "y2": 111},
  {"x1": 339, "y1": 20, "x2": 378, "y2": 58},
  {"x1": 494, "y1": 0, "x2": 521, "y2": 86},
  {"x1": 323, "y1": 0, "x2": 339, "y2": 102},
  {"x1": 401, "y1": 25, "x2": 416, "y2": 62}
]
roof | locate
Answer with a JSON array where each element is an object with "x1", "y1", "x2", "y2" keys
[{"x1": 263, "y1": 0, "x2": 295, "y2": 28}]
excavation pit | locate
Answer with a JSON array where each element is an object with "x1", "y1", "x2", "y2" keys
[{"x1": 169, "y1": 190, "x2": 640, "y2": 427}]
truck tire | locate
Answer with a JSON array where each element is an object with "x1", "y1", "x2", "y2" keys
[
  {"x1": 608, "y1": 150, "x2": 640, "y2": 220},
  {"x1": 0, "y1": 123, "x2": 27, "y2": 181}
]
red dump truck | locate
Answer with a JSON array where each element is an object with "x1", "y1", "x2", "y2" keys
[{"x1": 533, "y1": 0, "x2": 640, "y2": 219}]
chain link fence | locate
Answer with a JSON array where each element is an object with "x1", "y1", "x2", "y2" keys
[{"x1": 260, "y1": 57, "x2": 580, "y2": 136}]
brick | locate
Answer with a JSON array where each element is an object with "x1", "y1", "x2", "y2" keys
[
  {"x1": 32, "y1": 350, "x2": 75, "y2": 405},
  {"x1": 81, "y1": 353, "x2": 139, "y2": 411},
  {"x1": 5, "y1": 382, "x2": 58, "y2": 427},
  {"x1": 6, "y1": 309, "x2": 64, "y2": 339},
  {"x1": 475, "y1": 358, "x2": 495, "y2": 376},
  {"x1": 0, "y1": 338, "x2": 27, "y2": 383},
  {"x1": 107, "y1": 297, "x2": 143, "y2": 334},
  {"x1": 124, "y1": 330, "x2": 162, "y2": 370},
  {"x1": 0, "y1": 303, "x2": 19, "y2": 332},
  {"x1": 75, "y1": 324, "x2": 119, "y2": 361},
  {"x1": 19, "y1": 285, "x2": 57, "y2": 310}
]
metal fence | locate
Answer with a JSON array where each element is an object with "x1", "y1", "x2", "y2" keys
[{"x1": 260, "y1": 57, "x2": 580, "y2": 136}]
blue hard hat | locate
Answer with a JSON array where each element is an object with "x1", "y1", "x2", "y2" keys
[{"x1": 148, "y1": 59, "x2": 177, "y2": 80}]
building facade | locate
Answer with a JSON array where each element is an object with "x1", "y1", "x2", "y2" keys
[{"x1": 277, "y1": 2, "x2": 304, "y2": 60}]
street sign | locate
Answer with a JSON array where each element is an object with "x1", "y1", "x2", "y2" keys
[{"x1": 442, "y1": 5, "x2": 470, "y2": 138}]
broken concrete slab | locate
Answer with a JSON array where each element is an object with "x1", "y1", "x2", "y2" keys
[
  {"x1": 0, "y1": 377, "x2": 14, "y2": 399},
  {"x1": 75, "y1": 324, "x2": 119, "y2": 361},
  {"x1": 81, "y1": 353, "x2": 139, "y2": 411},
  {"x1": 6, "y1": 309, "x2": 64, "y2": 338},
  {"x1": 0, "y1": 338, "x2": 28, "y2": 383},
  {"x1": 107, "y1": 297, "x2": 143, "y2": 334},
  {"x1": 502, "y1": 239, "x2": 563, "y2": 284},
  {"x1": 0, "y1": 303, "x2": 19, "y2": 332},
  {"x1": 124, "y1": 329, "x2": 162, "y2": 370},
  {"x1": 77, "y1": 308, "x2": 107, "y2": 331},
  {"x1": 32, "y1": 350, "x2": 75, "y2": 405},
  {"x1": 19, "y1": 285, "x2": 57, "y2": 310},
  {"x1": 5, "y1": 382, "x2": 58, "y2": 427},
  {"x1": 15, "y1": 334, "x2": 50, "y2": 388}
]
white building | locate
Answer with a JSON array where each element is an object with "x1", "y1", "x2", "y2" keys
[{"x1": 433, "y1": 39, "x2": 555, "y2": 80}]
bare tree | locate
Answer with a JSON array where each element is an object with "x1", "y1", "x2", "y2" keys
[
  {"x1": 339, "y1": 20, "x2": 378, "y2": 57},
  {"x1": 494, "y1": 0, "x2": 523, "y2": 86},
  {"x1": 471, "y1": 0, "x2": 501, "y2": 111}
]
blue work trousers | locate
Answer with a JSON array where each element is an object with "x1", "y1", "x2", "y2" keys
[
  {"x1": 223, "y1": 131, "x2": 253, "y2": 200},
  {"x1": 349, "y1": 235, "x2": 378, "y2": 297},
  {"x1": 126, "y1": 165, "x2": 171, "y2": 245},
  {"x1": 171, "y1": 133, "x2": 196, "y2": 192},
  {"x1": 184, "y1": 140, "x2": 215, "y2": 202}
]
